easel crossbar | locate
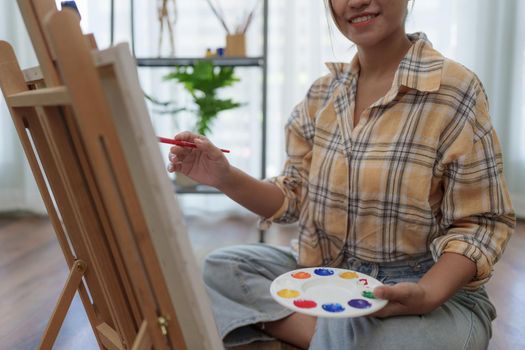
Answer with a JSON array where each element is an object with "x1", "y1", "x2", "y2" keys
[
  {"x1": 7, "y1": 86, "x2": 70, "y2": 107},
  {"x1": 96, "y1": 320, "x2": 152, "y2": 350}
]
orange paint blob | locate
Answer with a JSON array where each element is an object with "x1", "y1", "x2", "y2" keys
[
  {"x1": 339, "y1": 271, "x2": 359, "y2": 279},
  {"x1": 291, "y1": 271, "x2": 312, "y2": 279},
  {"x1": 277, "y1": 289, "x2": 300, "y2": 298}
]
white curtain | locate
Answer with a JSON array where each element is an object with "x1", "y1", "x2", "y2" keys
[
  {"x1": 504, "y1": 0, "x2": 525, "y2": 218},
  {"x1": 0, "y1": 1, "x2": 44, "y2": 213},
  {"x1": 266, "y1": 0, "x2": 525, "y2": 218},
  {"x1": 1, "y1": 0, "x2": 524, "y2": 218},
  {"x1": 405, "y1": 0, "x2": 525, "y2": 218}
]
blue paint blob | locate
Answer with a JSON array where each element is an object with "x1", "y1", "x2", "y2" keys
[
  {"x1": 322, "y1": 303, "x2": 345, "y2": 313},
  {"x1": 314, "y1": 268, "x2": 334, "y2": 276},
  {"x1": 348, "y1": 299, "x2": 372, "y2": 309}
]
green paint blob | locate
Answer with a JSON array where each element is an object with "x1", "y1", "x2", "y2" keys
[{"x1": 362, "y1": 290, "x2": 376, "y2": 299}]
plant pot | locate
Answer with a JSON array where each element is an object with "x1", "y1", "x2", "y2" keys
[{"x1": 226, "y1": 34, "x2": 246, "y2": 57}]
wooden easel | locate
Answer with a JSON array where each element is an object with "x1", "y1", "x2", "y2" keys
[{"x1": 0, "y1": 1, "x2": 223, "y2": 349}]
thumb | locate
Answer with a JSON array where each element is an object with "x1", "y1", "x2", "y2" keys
[{"x1": 373, "y1": 283, "x2": 413, "y2": 302}]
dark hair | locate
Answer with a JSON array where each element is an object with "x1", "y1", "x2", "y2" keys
[{"x1": 323, "y1": 0, "x2": 340, "y2": 56}]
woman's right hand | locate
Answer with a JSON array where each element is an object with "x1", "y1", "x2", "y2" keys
[{"x1": 166, "y1": 131, "x2": 231, "y2": 188}]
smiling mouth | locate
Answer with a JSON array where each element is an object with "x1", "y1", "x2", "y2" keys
[{"x1": 349, "y1": 14, "x2": 378, "y2": 24}]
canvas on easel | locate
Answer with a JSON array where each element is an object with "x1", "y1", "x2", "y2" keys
[{"x1": 0, "y1": 1, "x2": 223, "y2": 349}]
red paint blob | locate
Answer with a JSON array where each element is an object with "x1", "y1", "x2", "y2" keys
[
  {"x1": 293, "y1": 299, "x2": 317, "y2": 309},
  {"x1": 291, "y1": 271, "x2": 312, "y2": 279}
]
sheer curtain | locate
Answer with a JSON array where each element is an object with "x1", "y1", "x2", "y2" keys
[
  {"x1": 0, "y1": 1, "x2": 44, "y2": 213},
  {"x1": 266, "y1": 0, "x2": 525, "y2": 218},
  {"x1": 505, "y1": 0, "x2": 525, "y2": 218},
  {"x1": 405, "y1": 0, "x2": 524, "y2": 217},
  {"x1": 1, "y1": 0, "x2": 524, "y2": 218}
]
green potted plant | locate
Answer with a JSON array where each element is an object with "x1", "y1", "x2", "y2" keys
[
  {"x1": 150, "y1": 60, "x2": 242, "y2": 187},
  {"x1": 164, "y1": 60, "x2": 242, "y2": 136}
]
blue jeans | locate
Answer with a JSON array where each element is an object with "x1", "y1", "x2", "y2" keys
[{"x1": 203, "y1": 244, "x2": 496, "y2": 349}]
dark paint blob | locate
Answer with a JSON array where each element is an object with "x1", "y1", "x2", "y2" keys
[
  {"x1": 314, "y1": 268, "x2": 334, "y2": 276},
  {"x1": 348, "y1": 299, "x2": 372, "y2": 309}
]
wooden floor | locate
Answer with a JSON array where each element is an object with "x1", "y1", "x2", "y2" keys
[{"x1": 0, "y1": 212, "x2": 523, "y2": 349}]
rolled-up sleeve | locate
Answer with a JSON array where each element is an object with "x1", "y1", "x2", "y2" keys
[
  {"x1": 262, "y1": 97, "x2": 314, "y2": 225},
  {"x1": 431, "y1": 81, "x2": 515, "y2": 289}
]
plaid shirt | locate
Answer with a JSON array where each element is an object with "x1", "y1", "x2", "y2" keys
[{"x1": 266, "y1": 33, "x2": 515, "y2": 288}]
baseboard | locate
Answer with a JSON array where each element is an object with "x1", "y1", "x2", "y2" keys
[
  {"x1": 511, "y1": 193, "x2": 525, "y2": 219},
  {"x1": 0, "y1": 189, "x2": 45, "y2": 215},
  {"x1": 0, "y1": 189, "x2": 22, "y2": 212}
]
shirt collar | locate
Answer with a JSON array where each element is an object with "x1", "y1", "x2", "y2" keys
[{"x1": 325, "y1": 32, "x2": 444, "y2": 93}]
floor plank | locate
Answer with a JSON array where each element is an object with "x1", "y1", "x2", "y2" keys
[
  {"x1": 0, "y1": 216, "x2": 94, "y2": 350},
  {"x1": 0, "y1": 213, "x2": 523, "y2": 349}
]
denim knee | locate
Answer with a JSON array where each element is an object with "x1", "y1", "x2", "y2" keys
[{"x1": 202, "y1": 246, "x2": 238, "y2": 289}]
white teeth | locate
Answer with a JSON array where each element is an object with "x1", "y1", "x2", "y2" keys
[{"x1": 350, "y1": 15, "x2": 376, "y2": 23}]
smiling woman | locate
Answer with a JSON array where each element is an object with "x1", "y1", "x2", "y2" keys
[
  {"x1": 194, "y1": 0, "x2": 515, "y2": 349},
  {"x1": 0, "y1": 2, "x2": 524, "y2": 348}
]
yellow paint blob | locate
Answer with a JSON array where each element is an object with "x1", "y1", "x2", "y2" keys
[
  {"x1": 277, "y1": 289, "x2": 300, "y2": 298},
  {"x1": 339, "y1": 271, "x2": 359, "y2": 279}
]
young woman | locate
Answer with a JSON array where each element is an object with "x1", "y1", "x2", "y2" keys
[{"x1": 167, "y1": 0, "x2": 515, "y2": 348}]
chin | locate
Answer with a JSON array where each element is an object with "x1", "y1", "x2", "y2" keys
[{"x1": 346, "y1": 32, "x2": 383, "y2": 48}]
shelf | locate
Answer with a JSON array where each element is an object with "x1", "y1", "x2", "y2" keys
[
  {"x1": 115, "y1": 0, "x2": 269, "y2": 240},
  {"x1": 136, "y1": 57, "x2": 264, "y2": 67},
  {"x1": 172, "y1": 180, "x2": 221, "y2": 194}
]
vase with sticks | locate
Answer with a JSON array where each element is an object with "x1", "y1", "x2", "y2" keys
[{"x1": 205, "y1": 0, "x2": 259, "y2": 57}]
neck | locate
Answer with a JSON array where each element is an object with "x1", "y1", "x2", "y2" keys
[{"x1": 356, "y1": 29, "x2": 412, "y2": 79}]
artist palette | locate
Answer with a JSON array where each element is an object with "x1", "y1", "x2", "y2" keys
[{"x1": 270, "y1": 267, "x2": 388, "y2": 318}]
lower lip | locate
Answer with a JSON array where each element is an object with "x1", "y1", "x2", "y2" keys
[{"x1": 350, "y1": 16, "x2": 377, "y2": 28}]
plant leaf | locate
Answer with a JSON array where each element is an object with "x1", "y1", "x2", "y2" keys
[{"x1": 162, "y1": 60, "x2": 243, "y2": 136}]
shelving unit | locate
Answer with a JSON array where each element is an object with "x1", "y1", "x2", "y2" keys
[
  {"x1": 136, "y1": 57, "x2": 264, "y2": 67},
  {"x1": 109, "y1": 0, "x2": 269, "y2": 241}
]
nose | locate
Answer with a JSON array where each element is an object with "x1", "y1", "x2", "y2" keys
[{"x1": 347, "y1": 0, "x2": 372, "y2": 9}]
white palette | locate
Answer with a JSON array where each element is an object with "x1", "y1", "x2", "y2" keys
[{"x1": 270, "y1": 267, "x2": 388, "y2": 318}]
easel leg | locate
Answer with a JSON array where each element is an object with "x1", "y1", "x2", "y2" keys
[
  {"x1": 38, "y1": 259, "x2": 87, "y2": 350},
  {"x1": 131, "y1": 321, "x2": 152, "y2": 350}
]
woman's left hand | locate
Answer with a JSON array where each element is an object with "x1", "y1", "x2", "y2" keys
[{"x1": 368, "y1": 282, "x2": 438, "y2": 318}]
